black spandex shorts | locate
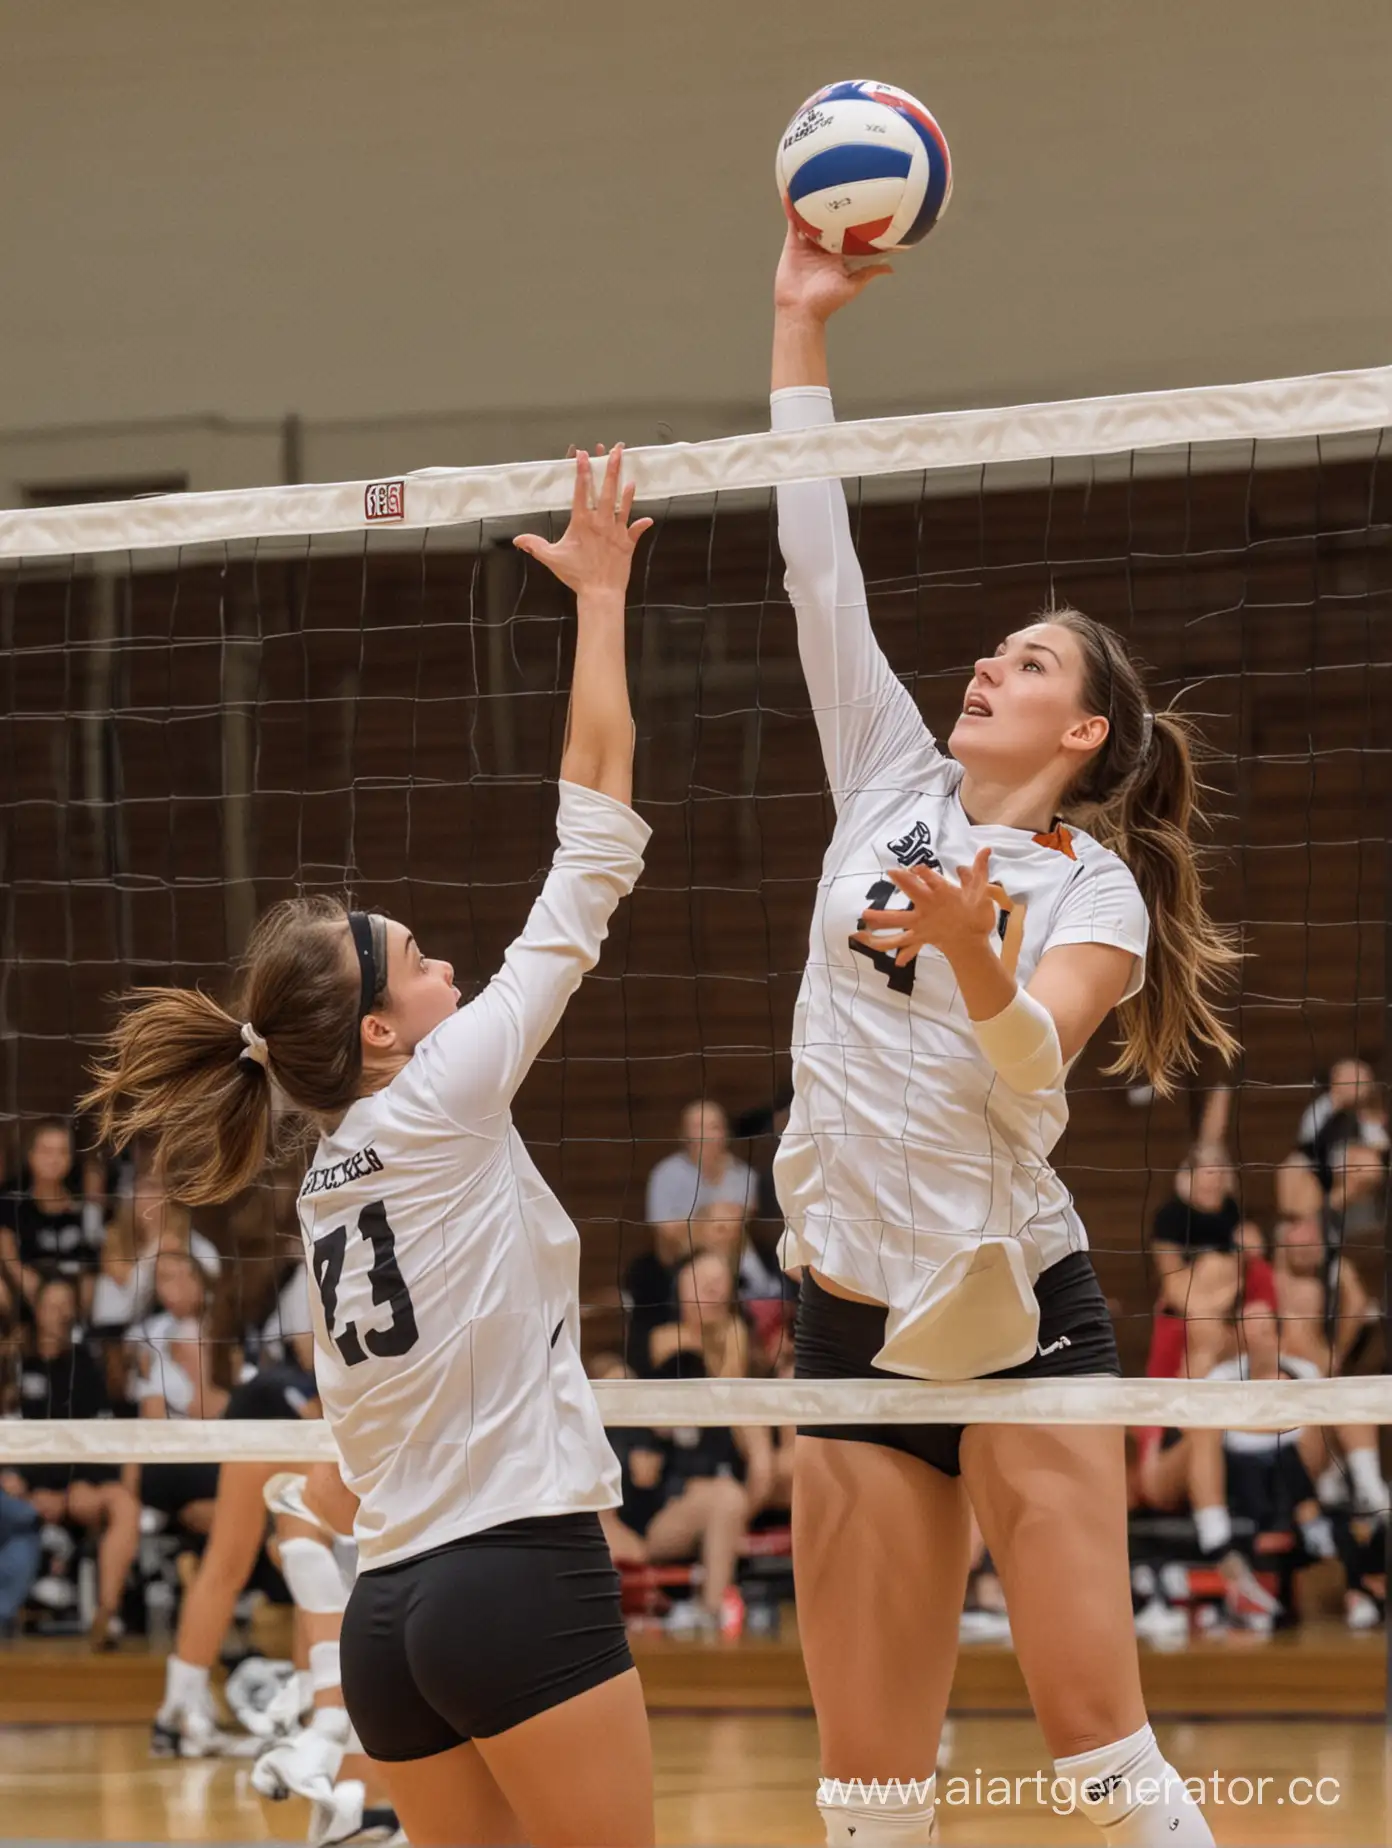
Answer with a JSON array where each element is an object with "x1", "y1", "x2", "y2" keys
[
  {"x1": 341, "y1": 1512, "x2": 634, "y2": 1762},
  {"x1": 795, "y1": 1250, "x2": 1120, "y2": 1477}
]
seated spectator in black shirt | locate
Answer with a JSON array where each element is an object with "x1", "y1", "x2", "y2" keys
[
  {"x1": 589, "y1": 1351, "x2": 767, "y2": 1637},
  {"x1": 2, "y1": 1276, "x2": 141, "y2": 1649},
  {"x1": 622, "y1": 1220, "x2": 693, "y2": 1378},
  {"x1": 0, "y1": 1120, "x2": 104, "y2": 1313}
]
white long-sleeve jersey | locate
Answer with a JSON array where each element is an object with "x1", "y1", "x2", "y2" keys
[
  {"x1": 771, "y1": 387, "x2": 1149, "y2": 1376},
  {"x1": 297, "y1": 782, "x2": 650, "y2": 1569}
]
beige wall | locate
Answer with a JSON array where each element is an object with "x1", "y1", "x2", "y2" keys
[{"x1": 1, "y1": 0, "x2": 1388, "y2": 492}]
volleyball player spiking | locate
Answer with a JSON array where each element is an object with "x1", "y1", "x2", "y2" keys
[
  {"x1": 85, "y1": 446, "x2": 656, "y2": 1848},
  {"x1": 769, "y1": 227, "x2": 1239, "y2": 1848}
]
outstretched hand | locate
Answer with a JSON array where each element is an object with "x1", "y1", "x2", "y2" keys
[
  {"x1": 514, "y1": 445, "x2": 653, "y2": 595},
  {"x1": 854, "y1": 847, "x2": 997, "y2": 967},
  {"x1": 773, "y1": 222, "x2": 893, "y2": 324}
]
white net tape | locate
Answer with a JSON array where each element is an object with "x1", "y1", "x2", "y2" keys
[
  {"x1": 6, "y1": 1377, "x2": 1391, "y2": 1464},
  {"x1": 1, "y1": 365, "x2": 1389, "y2": 557}
]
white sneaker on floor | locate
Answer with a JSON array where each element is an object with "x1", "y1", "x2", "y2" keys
[
  {"x1": 253, "y1": 1712, "x2": 349, "y2": 1803},
  {"x1": 152, "y1": 1701, "x2": 259, "y2": 1760},
  {"x1": 1346, "y1": 1591, "x2": 1383, "y2": 1632},
  {"x1": 1133, "y1": 1597, "x2": 1189, "y2": 1646},
  {"x1": 310, "y1": 1777, "x2": 404, "y2": 1845},
  {"x1": 664, "y1": 1599, "x2": 716, "y2": 1637}
]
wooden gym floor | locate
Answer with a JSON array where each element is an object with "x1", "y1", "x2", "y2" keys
[
  {"x1": 0, "y1": 1626, "x2": 1387, "y2": 1844},
  {"x1": 0, "y1": 1714, "x2": 1386, "y2": 1845}
]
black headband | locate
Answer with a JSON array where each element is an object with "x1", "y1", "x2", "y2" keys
[{"x1": 347, "y1": 911, "x2": 388, "y2": 1021}]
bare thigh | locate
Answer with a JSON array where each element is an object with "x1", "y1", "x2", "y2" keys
[
  {"x1": 474, "y1": 1668, "x2": 654, "y2": 1848},
  {"x1": 794, "y1": 1435, "x2": 971, "y2": 1780},
  {"x1": 1137, "y1": 1433, "x2": 1190, "y2": 1511},
  {"x1": 961, "y1": 1423, "x2": 1145, "y2": 1757},
  {"x1": 643, "y1": 1475, "x2": 745, "y2": 1559},
  {"x1": 381, "y1": 1740, "x2": 526, "y2": 1848}
]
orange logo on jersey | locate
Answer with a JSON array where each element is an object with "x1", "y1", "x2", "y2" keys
[{"x1": 1032, "y1": 824, "x2": 1076, "y2": 859}]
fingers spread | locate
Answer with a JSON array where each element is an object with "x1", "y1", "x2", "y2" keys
[
  {"x1": 600, "y1": 443, "x2": 624, "y2": 512},
  {"x1": 571, "y1": 449, "x2": 592, "y2": 519}
]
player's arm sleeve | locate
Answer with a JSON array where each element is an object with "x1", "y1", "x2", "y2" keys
[
  {"x1": 1043, "y1": 857, "x2": 1151, "y2": 1002},
  {"x1": 420, "y1": 781, "x2": 651, "y2": 1128},
  {"x1": 772, "y1": 387, "x2": 940, "y2": 809}
]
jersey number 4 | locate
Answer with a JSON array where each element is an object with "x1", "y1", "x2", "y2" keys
[
  {"x1": 849, "y1": 877, "x2": 1027, "y2": 994},
  {"x1": 311, "y1": 1201, "x2": 420, "y2": 1367}
]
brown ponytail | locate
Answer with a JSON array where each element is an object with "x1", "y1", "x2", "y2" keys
[
  {"x1": 83, "y1": 896, "x2": 364, "y2": 1207},
  {"x1": 1049, "y1": 609, "x2": 1242, "y2": 1095}
]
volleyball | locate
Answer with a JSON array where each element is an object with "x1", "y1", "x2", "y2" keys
[{"x1": 775, "y1": 79, "x2": 952, "y2": 256}]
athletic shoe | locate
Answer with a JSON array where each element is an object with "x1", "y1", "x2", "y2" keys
[
  {"x1": 151, "y1": 1702, "x2": 258, "y2": 1760},
  {"x1": 252, "y1": 1711, "x2": 349, "y2": 1803},
  {"x1": 664, "y1": 1598, "x2": 716, "y2": 1637},
  {"x1": 1346, "y1": 1590, "x2": 1383, "y2": 1632},
  {"x1": 1133, "y1": 1597, "x2": 1189, "y2": 1646},
  {"x1": 310, "y1": 1778, "x2": 404, "y2": 1845}
]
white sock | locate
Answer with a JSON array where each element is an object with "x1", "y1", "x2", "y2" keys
[
  {"x1": 816, "y1": 1774, "x2": 936, "y2": 1844},
  {"x1": 1299, "y1": 1512, "x2": 1336, "y2": 1559},
  {"x1": 162, "y1": 1655, "x2": 210, "y2": 1716},
  {"x1": 1346, "y1": 1448, "x2": 1388, "y2": 1511},
  {"x1": 1056, "y1": 1725, "x2": 1213, "y2": 1845},
  {"x1": 1192, "y1": 1505, "x2": 1231, "y2": 1558}
]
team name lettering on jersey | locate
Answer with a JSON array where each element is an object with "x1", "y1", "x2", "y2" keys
[
  {"x1": 300, "y1": 1145, "x2": 385, "y2": 1199},
  {"x1": 887, "y1": 819, "x2": 941, "y2": 870}
]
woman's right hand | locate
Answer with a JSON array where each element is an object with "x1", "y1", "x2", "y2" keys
[
  {"x1": 513, "y1": 446, "x2": 652, "y2": 597},
  {"x1": 773, "y1": 223, "x2": 892, "y2": 325}
]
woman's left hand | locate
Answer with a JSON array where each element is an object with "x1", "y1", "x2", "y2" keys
[{"x1": 854, "y1": 846, "x2": 997, "y2": 968}]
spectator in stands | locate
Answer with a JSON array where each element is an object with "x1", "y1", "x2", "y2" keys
[
  {"x1": 649, "y1": 1251, "x2": 750, "y2": 1379},
  {"x1": 625, "y1": 1101, "x2": 756, "y2": 1377},
  {"x1": 693, "y1": 1199, "x2": 785, "y2": 1303},
  {"x1": 0, "y1": 1484, "x2": 41, "y2": 1636},
  {"x1": 128, "y1": 1250, "x2": 231, "y2": 1422},
  {"x1": 694, "y1": 1199, "x2": 792, "y2": 1370},
  {"x1": 0, "y1": 1119, "x2": 104, "y2": 1312},
  {"x1": 1235, "y1": 1218, "x2": 1277, "y2": 1310},
  {"x1": 1274, "y1": 1211, "x2": 1378, "y2": 1377},
  {"x1": 1149, "y1": 1302, "x2": 1385, "y2": 1630},
  {"x1": 646, "y1": 1098, "x2": 757, "y2": 1229},
  {"x1": 1278, "y1": 1058, "x2": 1389, "y2": 1218},
  {"x1": 590, "y1": 1351, "x2": 764, "y2": 1637},
  {"x1": 90, "y1": 1160, "x2": 222, "y2": 1338},
  {"x1": 1147, "y1": 1131, "x2": 1244, "y2": 1380},
  {"x1": 622, "y1": 1219, "x2": 690, "y2": 1377},
  {"x1": 4, "y1": 1275, "x2": 141, "y2": 1649}
]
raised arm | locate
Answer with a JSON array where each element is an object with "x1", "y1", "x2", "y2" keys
[
  {"x1": 418, "y1": 452, "x2": 653, "y2": 1127},
  {"x1": 772, "y1": 228, "x2": 938, "y2": 805}
]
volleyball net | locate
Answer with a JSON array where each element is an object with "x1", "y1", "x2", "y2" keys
[{"x1": 1, "y1": 364, "x2": 1390, "y2": 1464}]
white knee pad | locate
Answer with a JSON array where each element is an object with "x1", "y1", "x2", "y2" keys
[
  {"x1": 309, "y1": 1639, "x2": 341, "y2": 1696},
  {"x1": 816, "y1": 1775, "x2": 936, "y2": 1845},
  {"x1": 1055, "y1": 1725, "x2": 1214, "y2": 1845},
  {"x1": 279, "y1": 1537, "x2": 348, "y2": 1616}
]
